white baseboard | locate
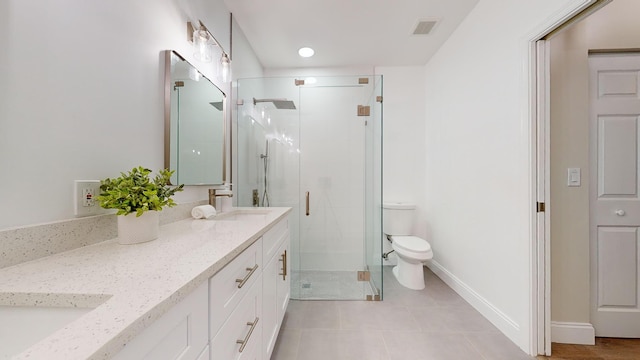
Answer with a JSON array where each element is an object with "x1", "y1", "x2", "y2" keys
[
  {"x1": 551, "y1": 322, "x2": 595, "y2": 345},
  {"x1": 426, "y1": 261, "x2": 522, "y2": 346}
]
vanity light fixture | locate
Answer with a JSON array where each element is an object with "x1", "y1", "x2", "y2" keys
[
  {"x1": 188, "y1": 21, "x2": 216, "y2": 63},
  {"x1": 220, "y1": 53, "x2": 230, "y2": 82},
  {"x1": 298, "y1": 47, "x2": 315, "y2": 58}
]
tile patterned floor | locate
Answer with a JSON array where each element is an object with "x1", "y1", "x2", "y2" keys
[{"x1": 271, "y1": 266, "x2": 533, "y2": 360}]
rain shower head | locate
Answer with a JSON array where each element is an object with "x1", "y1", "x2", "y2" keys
[
  {"x1": 209, "y1": 101, "x2": 223, "y2": 111},
  {"x1": 253, "y1": 97, "x2": 297, "y2": 110}
]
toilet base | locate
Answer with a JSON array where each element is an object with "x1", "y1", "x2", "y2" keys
[{"x1": 393, "y1": 261, "x2": 425, "y2": 290}]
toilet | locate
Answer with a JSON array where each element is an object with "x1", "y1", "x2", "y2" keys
[{"x1": 383, "y1": 203, "x2": 432, "y2": 290}]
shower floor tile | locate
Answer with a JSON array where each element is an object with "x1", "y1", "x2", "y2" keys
[{"x1": 291, "y1": 270, "x2": 376, "y2": 300}]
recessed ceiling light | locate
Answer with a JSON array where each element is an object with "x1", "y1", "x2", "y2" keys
[{"x1": 298, "y1": 47, "x2": 315, "y2": 58}]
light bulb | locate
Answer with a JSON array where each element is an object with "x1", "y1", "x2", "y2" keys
[
  {"x1": 193, "y1": 28, "x2": 213, "y2": 63},
  {"x1": 220, "y1": 53, "x2": 230, "y2": 82}
]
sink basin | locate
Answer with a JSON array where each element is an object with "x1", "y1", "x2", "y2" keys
[
  {"x1": 213, "y1": 209, "x2": 271, "y2": 221},
  {"x1": 0, "y1": 296, "x2": 104, "y2": 359}
]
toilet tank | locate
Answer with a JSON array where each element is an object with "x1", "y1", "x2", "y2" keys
[{"x1": 382, "y1": 203, "x2": 415, "y2": 235}]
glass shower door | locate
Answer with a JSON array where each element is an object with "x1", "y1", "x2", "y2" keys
[{"x1": 296, "y1": 82, "x2": 367, "y2": 299}]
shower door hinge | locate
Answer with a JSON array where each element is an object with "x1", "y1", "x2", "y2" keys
[
  {"x1": 357, "y1": 105, "x2": 370, "y2": 116},
  {"x1": 359, "y1": 77, "x2": 369, "y2": 84},
  {"x1": 174, "y1": 81, "x2": 184, "y2": 90},
  {"x1": 376, "y1": 96, "x2": 383, "y2": 103},
  {"x1": 537, "y1": 202, "x2": 545, "y2": 213},
  {"x1": 366, "y1": 294, "x2": 381, "y2": 301},
  {"x1": 237, "y1": 99, "x2": 244, "y2": 105},
  {"x1": 357, "y1": 271, "x2": 370, "y2": 282},
  {"x1": 295, "y1": 79, "x2": 305, "y2": 86}
]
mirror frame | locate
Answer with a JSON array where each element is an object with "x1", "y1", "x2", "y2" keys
[{"x1": 163, "y1": 50, "x2": 226, "y2": 185}]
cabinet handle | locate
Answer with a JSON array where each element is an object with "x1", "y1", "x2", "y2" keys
[
  {"x1": 279, "y1": 250, "x2": 287, "y2": 280},
  {"x1": 235, "y1": 264, "x2": 259, "y2": 288},
  {"x1": 236, "y1": 317, "x2": 259, "y2": 353},
  {"x1": 305, "y1": 191, "x2": 310, "y2": 216}
]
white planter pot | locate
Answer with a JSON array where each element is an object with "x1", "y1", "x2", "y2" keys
[{"x1": 117, "y1": 211, "x2": 159, "y2": 245}]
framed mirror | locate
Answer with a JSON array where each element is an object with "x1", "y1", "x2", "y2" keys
[{"x1": 164, "y1": 50, "x2": 226, "y2": 185}]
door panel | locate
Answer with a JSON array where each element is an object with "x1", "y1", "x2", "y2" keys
[
  {"x1": 597, "y1": 227, "x2": 638, "y2": 306},
  {"x1": 598, "y1": 116, "x2": 637, "y2": 196},
  {"x1": 590, "y1": 53, "x2": 640, "y2": 338}
]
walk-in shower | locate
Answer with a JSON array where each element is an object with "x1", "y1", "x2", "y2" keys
[{"x1": 235, "y1": 76, "x2": 383, "y2": 301}]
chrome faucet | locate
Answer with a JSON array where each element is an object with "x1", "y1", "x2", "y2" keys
[{"x1": 208, "y1": 188, "x2": 233, "y2": 208}]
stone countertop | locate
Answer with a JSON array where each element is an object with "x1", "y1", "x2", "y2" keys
[{"x1": 0, "y1": 207, "x2": 291, "y2": 360}]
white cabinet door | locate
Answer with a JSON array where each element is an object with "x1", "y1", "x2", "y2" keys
[
  {"x1": 262, "y1": 226, "x2": 290, "y2": 360},
  {"x1": 262, "y1": 248, "x2": 279, "y2": 359},
  {"x1": 111, "y1": 283, "x2": 208, "y2": 360},
  {"x1": 276, "y1": 238, "x2": 290, "y2": 327},
  {"x1": 590, "y1": 53, "x2": 640, "y2": 337}
]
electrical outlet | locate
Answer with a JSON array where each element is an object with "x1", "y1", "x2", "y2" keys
[
  {"x1": 74, "y1": 180, "x2": 102, "y2": 217},
  {"x1": 83, "y1": 188, "x2": 95, "y2": 207}
]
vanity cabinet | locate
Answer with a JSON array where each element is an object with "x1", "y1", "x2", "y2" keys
[
  {"x1": 110, "y1": 214, "x2": 290, "y2": 360},
  {"x1": 261, "y1": 219, "x2": 290, "y2": 360},
  {"x1": 111, "y1": 282, "x2": 209, "y2": 360}
]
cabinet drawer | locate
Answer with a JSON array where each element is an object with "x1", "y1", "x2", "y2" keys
[
  {"x1": 262, "y1": 219, "x2": 288, "y2": 264},
  {"x1": 209, "y1": 238, "x2": 262, "y2": 336},
  {"x1": 211, "y1": 273, "x2": 262, "y2": 360}
]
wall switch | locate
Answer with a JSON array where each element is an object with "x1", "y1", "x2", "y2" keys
[
  {"x1": 74, "y1": 180, "x2": 102, "y2": 217},
  {"x1": 567, "y1": 168, "x2": 581, "y2": 187}
]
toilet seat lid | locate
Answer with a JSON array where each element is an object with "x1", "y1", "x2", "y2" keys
[{"x1": 392, "y1": 236, "x2": 431, "y2": 253}]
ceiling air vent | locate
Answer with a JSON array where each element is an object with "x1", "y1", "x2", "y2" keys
[{"x1": 412, "y1": 20, "x2": 438, "y2": 35}]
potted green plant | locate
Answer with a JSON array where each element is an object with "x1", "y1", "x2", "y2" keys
[{"x1": 97, "y1": 166, "x2": 184, "y2": 245}]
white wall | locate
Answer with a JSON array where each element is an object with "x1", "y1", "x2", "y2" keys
[
  {"x1": 0, "y1": 0, "x2": 238, "y2": 230},
  {"x1": 422, "y1": 0, "x2": 585, "y2": 352},
  {"x1": 549, "y1": 0, "x2": 640, "y2": 325}
]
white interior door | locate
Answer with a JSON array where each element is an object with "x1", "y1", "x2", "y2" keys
[{"x1": 589, "y1": 52, "x2": 640, "y2": 338}]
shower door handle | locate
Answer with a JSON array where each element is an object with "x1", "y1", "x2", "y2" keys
[{"x1": 305, "y1": 191, "x2": 310, "y2": 216}]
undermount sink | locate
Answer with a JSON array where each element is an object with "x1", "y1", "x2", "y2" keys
[
  {"x1": 213, "y1": 208, "x2": 271, "y2": 221},
  {"x1": 0, "y1": 296, "x2": 105, "y2": 359}
]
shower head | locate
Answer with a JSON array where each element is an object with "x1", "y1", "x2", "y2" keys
[
  {"x1": 253, "y1": 97, "x2": 297, "y2": 110},
  {"x1": 209, "y1": 101, "x2": 223, "y2": 111}
]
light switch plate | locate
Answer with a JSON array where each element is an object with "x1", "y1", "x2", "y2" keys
[{"x1": 567, "y1": 168, "x2": 581, "y2": 187}]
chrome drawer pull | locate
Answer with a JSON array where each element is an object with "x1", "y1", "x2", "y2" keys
[
  {"x1": 236, "y1": 317, "x2": 259, "y2": 353},
  {"x1": 235, "y1": 264, "x2": 259, "y2": 288},
  {"x1": 279, "y1": 250, "x2": 287, "y2": 280}
]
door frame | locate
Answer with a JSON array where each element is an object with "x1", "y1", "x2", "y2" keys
[{"x1": 528, "y1": 0, "x2": 612, "y2": 355}]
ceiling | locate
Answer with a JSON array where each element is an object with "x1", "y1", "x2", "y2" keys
[{"x1": 224, "y1": 0, "x2": 480, "y2": 69}]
